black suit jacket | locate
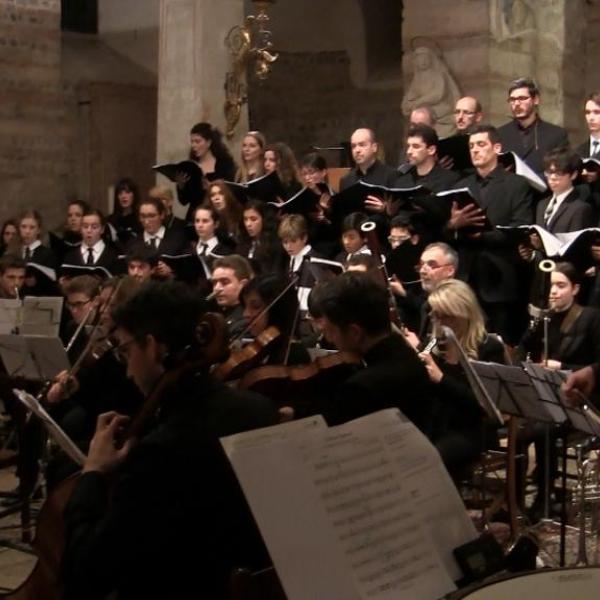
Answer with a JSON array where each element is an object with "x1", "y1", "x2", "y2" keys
[
  {"x1": 498, "y1": 118, "x2": 569, "y2": 174},
  {"x1": 63, "y1": 244, "x2": 122, "y2": 275},
  {"x1": 575, "y1": 139, "x2": 600, "y2": 159},
  {"x1": 129, "y1": 228, "x2": 188, "y2": 257},
  {"x1": 454, "y1": 166, "x2": 533, "y2": 303},
  {"x1": 535, "y1": 189, "x2": 596, "y2": 233},
  {"x1": 323, "y1": 333, "x2": 434, "y2": 437},
  {"x1": 27, "y1": 245, "x2": 58, "y2": 270}
]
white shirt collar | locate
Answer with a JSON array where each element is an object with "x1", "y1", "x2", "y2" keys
[
  {"x1": 197, "y1": 236, "x2": 219, "y2": 255},
  {"x1": 24, "y1": 240, "x2": 42, "y2": 252},
  {"x1": 81, "y1": 239, "x2": 105, "y2": 258},
  {"x1": 144, "y1": 226, "x2": 165, "y2": 244},
  {"x1": 290, "y1": 244, "x2": 312, "y2": 272}
]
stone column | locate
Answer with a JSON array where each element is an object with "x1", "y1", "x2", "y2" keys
[
  {"x1": 156, "y1": 0, "x2": 247, "y2": 214},
  {"x1": 0, "y1": 0, "x2": 67, "y2": 227}
]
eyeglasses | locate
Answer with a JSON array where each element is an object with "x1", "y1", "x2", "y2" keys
[
  {"x1": 544, "y1": 170, "x2": 568, "y2": 178},
  {"x1": 388, "y1": 235, "x2": 411, "y2": 244},
  {"x1": 415, "y1": 260, "x2": 449, "y2": 271},
  {"x1": 508, "y1": 95, "x2": 532, "y2": 103},
  {"x1": 112, "y1": 337, "x2": 139, "y2": 363},
  {"x1": 66, "y1": 299, "x2": 92, "y2": 310}
]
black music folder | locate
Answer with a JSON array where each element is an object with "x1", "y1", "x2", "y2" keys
[
  {"x1": 160, "y1": 253, "x2": 209, "y2": 283},
  {"x1": 435, "y1": 187, "x2": 493, "y2": 232},
  {"x1": 224, "y1": 171, "x2": 286, "y2": 205},
  {"x1": 437, "y1": 134, "x2": 472, "y2": 172},
  {"x1": 277, "y1": 184, "x2": 329, "y2": 217},
  {"x1": 331, "y1": 181, "x2": 430, "y2": 218},
  {"x1": 152, "y1": 160, "x2": 203, "y2": 184}
]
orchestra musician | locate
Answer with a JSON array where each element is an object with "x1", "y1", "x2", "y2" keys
[
  {"x1": 307, "y1": 272, "x2": 434, "y2": 436},
  {"x1": 61, "y1": 280, "x2": 277, "y2": 599},
  {"x1": 417, "y1": 278, "x2": 505, "y2": 477}
]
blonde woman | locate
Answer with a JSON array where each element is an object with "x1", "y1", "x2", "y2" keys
[
  {"x1": 418, "y1": 279, "x2": 505, "y2": 476},
  {"x1": 235, "y1": 130, "x2": 266, "y2": 183}
]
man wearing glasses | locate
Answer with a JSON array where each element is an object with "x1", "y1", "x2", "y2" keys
[
  {"x1": 498, "y1": 77, "x2": 569, "y2": 175},
  {"x1": 62, "y1": 281, "x2": 277, "y2": 598}
]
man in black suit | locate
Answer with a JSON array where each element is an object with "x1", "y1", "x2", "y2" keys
[
  {"x1": 575, "y1": 92, "x2": 600, "y2": 217},
  {"x1": 576, "y1": 92, "x2": 600, "y2": 159},
  {"x1": 308, "y1": 272, "x2": 434, "y2": 437},
  {"x1": 62, "y1": 280, "x2": 277, "y2": 599},
  {"x1": 63, "y1": 209, "x2": 121, "y2": 275},
  {"x1": 498, "y1": 77, "x2": 569, "y2": 175},
  {"x1": 534, "y1": 148, "x2": 595, "y2": 233},
  {"x1": 450, "y1": 124, "x2": 533, "y2": 341}
]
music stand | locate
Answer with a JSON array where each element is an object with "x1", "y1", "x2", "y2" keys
[
  {"x1": 21, "y1": 296, "x2": 64, "y2": 338},
  {"x1": 0, "y1": 299, "x2": 21, "y2": 335},
  {"x1": 0, "y1": 335, "x2": 70, "y2": 382}
]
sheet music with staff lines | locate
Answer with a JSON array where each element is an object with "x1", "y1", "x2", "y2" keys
[{"x1": 222, "y1": 409, "x2": 473, "y2": 599}]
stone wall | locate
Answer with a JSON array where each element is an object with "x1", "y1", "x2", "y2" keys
[
  {"x1": 248, "y1": 50, "x2": 403, "y2": 165},
  {"x1": 403, "y1": 0, "x2": 598, "y2": 144},
  {"x1": 0, "y1": 0, "x2": 68, "y2": 227}
]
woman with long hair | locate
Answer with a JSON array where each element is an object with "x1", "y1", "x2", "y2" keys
[
  {"x1": 108, "y1": 177, "x2": 142, "y2": 246},
  {"x1": 264, "y1": 142, "x2": 302, "y2": 199},
  {"x1": 236, "y1": 131, "x2": 266, "y2": 183},
  {"x1": 418, "y1": 278, "x2": 505, "y2": 476},
  {"x1": 0, "y1": 219, "x2": 18, "y2": 258},
  {"x1": 178, "y1": 122, "x2": 237, "y2": 223},
  {"x1": 205, "y1": 180, "x2": 243, "y2": 243},
  {"x1": 237, "y1": 200, "x2": 286, "y2": 275}
]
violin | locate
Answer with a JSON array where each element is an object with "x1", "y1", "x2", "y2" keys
[
  {"x1": 212, "y1": 325, "x2": 282, "y2": 382},
  {"x1": 238, "y1": 351, "x2": 362, "y2": 411}
]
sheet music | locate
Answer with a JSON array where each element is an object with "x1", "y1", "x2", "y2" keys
[
  {"x1": 22, "y1": 296, "x2": 64, "y2": 337},
  {"x1": 223, "y1": 410, "x2": 457, "y2": 600},
  {"x1": 13, "y1": 388, "x2": 86, "y2": 466},
  {"x1": 0, "y1": 299, "x2": 20, "y2": 334},
  {"x1": 220, "y1": 414, "x2": 327, "y2": 456},
  {"x1": 354, "y1": 410, "x2": 477, "y2": 581}
]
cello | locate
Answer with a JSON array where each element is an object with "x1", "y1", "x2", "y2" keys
[{"x1": 2, "y1": 312, "x2": 228, "y2": 599}]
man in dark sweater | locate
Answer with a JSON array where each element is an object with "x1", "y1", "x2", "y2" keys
[
  {"x1": 498, "y1": 77, "x2": 569, "y2": 175},
  {"x1": 308, "y1": 272, "x2": 434, "y2": 438}
]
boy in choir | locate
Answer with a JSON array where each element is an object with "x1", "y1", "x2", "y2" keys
[
  {"x1": 278, "y1": 214, "x2": 319, "y2": 313},
  {"x1": 334, "y1": 212, "x2": 371, "y2": 264}
]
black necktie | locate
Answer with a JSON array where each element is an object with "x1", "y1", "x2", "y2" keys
[
  {"x1": 86, "y1": 247, "x2": 94, "y2": 265},
  {"x1": 149, "y1": 237, "x2": 158, "y2": 250},
  {"x1": 24, "y1": 247, "x2": 31, "y2": 261},
  {"x1": 544, "y1": 196, "x2": 558, "y2": 225},
  {"x1": 199, "y1": 243, "x2": 208, "y2": 257},
  {"x1": 593, "y1": 140, "x2": 599, "y2": 157}
]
